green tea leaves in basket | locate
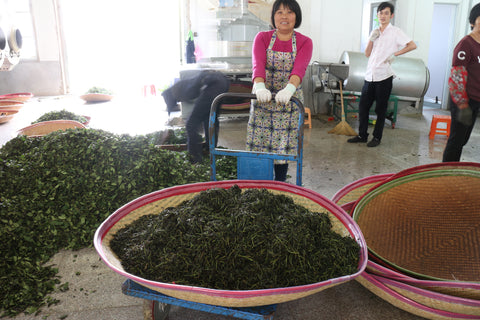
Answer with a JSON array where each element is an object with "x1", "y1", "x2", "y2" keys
[{"x1": 110, "y1": 185, "x2": 360, "y2": 290}]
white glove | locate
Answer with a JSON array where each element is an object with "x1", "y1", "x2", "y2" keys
[
  {"x1": 369, "y1": 28, "x2": 380, "y2": 42},
  {"x1": 384, "y1": 54, "x2": 396, "y2": 64},
  {"x1": 253, "y1": 82, "x2": 272, "y2": 103},
  {"x1": 275, "y1": 83, "x2": 296, "y2": 104}
]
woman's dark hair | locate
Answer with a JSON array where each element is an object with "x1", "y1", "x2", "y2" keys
[
  {"x1": 377, "y1": 2, "x2": 395, "y2": 15},
  {"x1": 271, "y1": 0, "x2": 302, "y2": 29},
  {"x1": 469, "y1": 3, "x2": 480, "y2": 30}
]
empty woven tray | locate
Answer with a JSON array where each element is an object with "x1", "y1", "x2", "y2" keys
[{"x1": 353, "y1": 169, "x2": 480, "y2": 282}]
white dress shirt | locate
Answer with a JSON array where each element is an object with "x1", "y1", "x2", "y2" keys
[{"x1": 364, "y1": 23, "x2": 412, "y2": 82}]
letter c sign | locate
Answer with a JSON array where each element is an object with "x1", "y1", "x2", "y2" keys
[{"x1": 458, "y1": 51, "x2": 466, "y2": 60}]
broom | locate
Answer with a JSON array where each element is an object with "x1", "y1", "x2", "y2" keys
[{"x1": 328, "y1": 81, "x2": 358, "y2": 136}]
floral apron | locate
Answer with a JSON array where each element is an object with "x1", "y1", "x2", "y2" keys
[{"x1": 246, "y1": 31, "x2": 303, "y2": 163}]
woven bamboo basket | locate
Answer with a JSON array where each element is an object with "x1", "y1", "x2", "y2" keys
[
  {"x1": 94, "y1": 180, "x2": 367, "y2": 307},
  {"x1": 331, "y1": 173, "x2": 394, "y2": 205},
  {"x1": 374, "y1": 273, "x2": 480, "y2": 316},
  {"x1": 0, "y1": 109, "x2": 18, "y2": 123},
  {"x1": 0, "y1": 92, "x2": 33, "y2": 102},
  {"x1": 356, "y1": 272, "x2": 479, "y2": 320},
  {"x1": 17, "y1": 120, "x2": 86, "y2": 137},
  {"x1": 80, "y1": 93, "x2": 113, "y2": 102},
  {"x1": 336, "y1": 167, "x2": 480, "y2": 319},
  {"x1": 365, "y1": 259, "x2": 480, "y2": 301},
  {"x1": 384, "y1": 162, "x2": 480, "y2": 181},
  {"x1": 352, "y1": 169, "x2": 480, "y2": 283},
  {"x1": 0, "y1": 100, "x2": 24, "y2": 111},
  {"x1": 220, "y1": 82, "x2": 251, "y2": 112}
]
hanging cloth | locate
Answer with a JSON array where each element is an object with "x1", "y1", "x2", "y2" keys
[{"x1": 185, "y1": 30, "x2": 196, "y2": 64}]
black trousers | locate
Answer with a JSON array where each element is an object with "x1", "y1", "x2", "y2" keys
[
  {"x1": 442, "y1": 97, "x2": 480, "y2": 162},
  {"x1": 358, "y1": 76, "x2": 393, "y2": 140},
  {"x1": 185, "y1": 72, "x2": 230, "y2": 163}
]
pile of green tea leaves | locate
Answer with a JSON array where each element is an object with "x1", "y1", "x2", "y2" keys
[
  {"x1": 0, "y1": 128, "x2": 235, "y2": 317},
  {"x1": 31, "y1": 109, "x2": 88, "y2": 124},
  {"x1": 162, "y1": 128, "x2": 187, "y2": 145},
  {"x1": 85, "y1": 86, "x2": 113, "y2": 95},
  {"x1": 110, "y1": 185, "x2": 360, "y2": 290}
]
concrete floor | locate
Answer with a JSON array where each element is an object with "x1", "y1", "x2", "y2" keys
[{"x1": 3, "y1": 94, "x2": 476, "y2": 320}]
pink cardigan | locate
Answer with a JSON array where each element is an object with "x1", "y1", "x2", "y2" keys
[{"x1": 252, "y1": 30, "x2": 313, "y2": 83}]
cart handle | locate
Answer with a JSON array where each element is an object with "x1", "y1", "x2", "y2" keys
[
  {"x1": 208, "y1": 92, "x2": 305, "y2": 186},
  {"x1": 208, "y1": 93, "x2": 305, "y2": 152}
]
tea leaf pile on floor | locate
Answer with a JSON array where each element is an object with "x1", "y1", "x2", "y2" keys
[
  {"x1": 0, "y1": 128, "x2": 235, "y2": 317},
  {"x1": 110, "y1": 185, "x2": 360, "y2": 290},
  {"x1": 31, "y1": 109, "x2": 88, "y2": 124}
]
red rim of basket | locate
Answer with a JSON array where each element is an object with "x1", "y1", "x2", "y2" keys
[
  {"x1": 94, "y1": 180, "x2": 368, "y2": 299},
  {"x1": 365, "y1": 259, "x2": 480, "y2": 292},
  {"x1": 359, "y1": 272, "x2": 480, "y2": 319},
  {"x1": 0, "y1": 92, "x2": 33, "y2": 98},
  {"x1": 385, "y1": 162, "x2": 480, "y2": 181},
  {"x1": 331, "y1": 173, "x2": 394, "y2": 204}
]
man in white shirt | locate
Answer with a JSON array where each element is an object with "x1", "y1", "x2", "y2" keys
[{"x1": 348, "y1": 1, "x2": 417, "y2": 147}]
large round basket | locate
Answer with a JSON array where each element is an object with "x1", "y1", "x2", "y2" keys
[
  {"x1": 356, "y1": 272, "x2": 480, "y2": 320},
  {"x1": 331, "y1": 173, "x2": 394, "y2": 206},
  {"x1": 94, "y1": 180, "x2": 367, "y2": 308},
  {"x1": 352, "y1": 169, "x2": 480, "y2": 283},
  {"x1": 0, "y1": 100, "x2": 24, "y2": 111},
  {"x1": 80, "y1": 93, "x2": 113, "y2": 102},
  {"x1": 18, "y1": 120, "x2": 86, "y2": 137},
  {"x1": 0, "y1": 109, "x2": 18, "y2": 123},
  {"x1": 0, "y1": 92, "x2": 33, "y2": 102},
  {"x1": 383, "y1": 162, "x2": 480, "y2": 181},
  {"x1": 365, "y1": 258, "x2": 480, "y2": 302}
]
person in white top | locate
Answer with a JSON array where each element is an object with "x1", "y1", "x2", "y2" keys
[{"x1": 348, "y1": 1, "x2": 417, "y2": 147}]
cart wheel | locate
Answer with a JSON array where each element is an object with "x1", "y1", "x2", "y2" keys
[
  {"x1": 152, "y1": 300, "x2": 171, "y2": 320},
  {"x1": 143, "y1": 300, "x2": 170, "y2": 320}
]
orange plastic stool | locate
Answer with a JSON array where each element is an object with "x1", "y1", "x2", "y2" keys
[
  {"x1": 304, "y1": 107, "x2": 312, "y2": 128},
  {"x1": 429, "y1": 115, "x2": 451, "y2": 139},
  {"x1": 143, "y1": 84, "x2": 156, "y2": 97}
]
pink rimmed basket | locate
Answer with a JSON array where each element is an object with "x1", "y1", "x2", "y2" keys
[
  {"x1": 0, "y1": 92, "x2": 33, "y2": 102},
  {"x1": 94, "y1": 180, "x2": 367, "y2": 307},
  {"x1": 17, "y1": 120, "x2": 86, "y2": 137},
  {"x1": 352, "y1": 169, "x2": 480, "y2": 283},
  {"x1": 356, "y1": 272, "x2": 480, "y2": 320},
  {"x1": 331, "y1": 173, "x2": 394, "y2": 206}
]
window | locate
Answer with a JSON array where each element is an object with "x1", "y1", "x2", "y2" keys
[{"x1": 12, "y1": 0, "x2": 37, "y2": 59}]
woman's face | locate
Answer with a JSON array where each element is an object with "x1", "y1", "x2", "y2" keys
[{"x1": 274, "y1": 4, "x2": 296, "y2": 32}]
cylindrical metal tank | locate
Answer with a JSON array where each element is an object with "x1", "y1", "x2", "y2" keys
[{"x1": 339, "y1": 51, "x2": 430, "y2": 98}]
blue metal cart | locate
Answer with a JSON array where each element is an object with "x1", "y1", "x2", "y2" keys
[
  {"x1": 209, "y1": 92, "x2": 305, "y2": 186},
  {"x1": 122, "y1": 279, "x2": 277, "y2": 320}
]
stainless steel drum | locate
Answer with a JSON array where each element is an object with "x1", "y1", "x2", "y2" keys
[{"x1": 339, "y1": 51, "x2": 430, "y2": 98}]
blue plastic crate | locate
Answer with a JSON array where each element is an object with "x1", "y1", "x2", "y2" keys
[{"x1": 237, "y1": 156, "x2": 274, "y2": 180}]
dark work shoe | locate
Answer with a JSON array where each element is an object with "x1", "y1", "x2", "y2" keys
[
  {"x1": 367, "y1": 137, "x2": 381, "y2": 147},
  {"x1": 347, "y1": 135, "x2": 367, "y2": 143}
]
